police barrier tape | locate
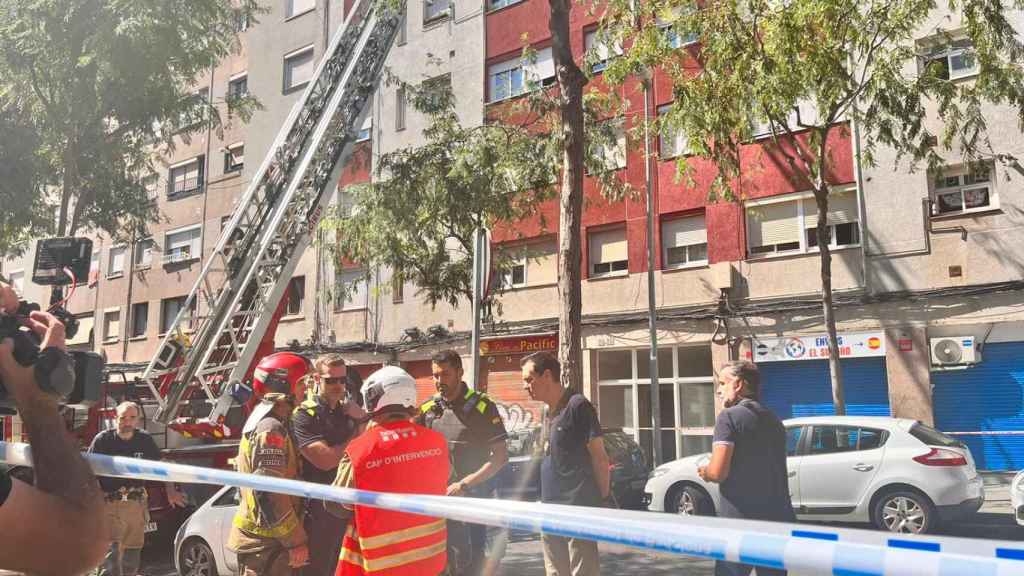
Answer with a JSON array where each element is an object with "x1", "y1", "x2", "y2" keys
[{"x1": 1, "y1": 441, "x2": 1021, "y2": 575}]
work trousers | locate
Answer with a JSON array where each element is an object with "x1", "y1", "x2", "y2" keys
[
  {"x1": 237, "y1": 548, "x2": 292, "y2": 576},
  {"x1": 99, "y1": 498, "x2": 148, "y2": 576},
  {"x1": 541, "y1": 533, "x2": 600, "y2": 576},
  {"x1": 304, "y1": 500, "x2": 349, "y2": 576}
]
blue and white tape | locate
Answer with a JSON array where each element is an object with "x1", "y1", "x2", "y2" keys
[{"x1": 2, "y1": 441, "x2": 1021, "y2": 575}]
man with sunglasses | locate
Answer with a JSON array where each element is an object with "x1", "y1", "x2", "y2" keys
[{"x1": 291, "y1": 353, "x2": 366, "y2": 575}]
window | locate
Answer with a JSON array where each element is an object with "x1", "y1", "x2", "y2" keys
[
  {"x1": 134, "y1": 238, "x2": 154, "y2": 269},
  {"x1": 584, "y1": 29, "x2": 622, "y2": 74},
  {"x1": 658, "y1": 104, "x2": 688, "y2": 158},
  {"x1": 746, "y1": 190, "x2": 860, "y2": 257},
  {"x1": 179, "y1": 88, "x2": 209, "y2": 129},
  {"x1": 589, "y1": 228, "x2": 628, "y2": 277},
  {"x1": 227, "y1": 74, "x2": 248, "y2": 99},
  {"x1": 501, "y1": 254, "x2": 527, "y2": 289},
  {"x1": 108, "y1": 246, "x2": 127, "y2": 277},
  {"x1": 143, "y1": 173, "x2": 160, "y2": 202},
  {"x1": 88, "y1": 251, "x2": 100, "y2": 284},
  {"x1": 662, "y1": 214, "x2": 708, "y2": 269},
  {"x1": 168, "y1": 157, "x2": 204, "y2": 198},
  {"x1": 164, "y1": 225, "x2": 202, "y2": 265},
  {"x1": 234, "y1": 9, "x2": 250, "y2": 32},
  {"x1": 286, "y1": 0, "x2": 315, "y2": 19},
  {"x1": 335, "y1": 269, "x2": 368, "y2": 311},
  {"x1": 396, "y1": 7, "x2": 407, "y2": 44},
  {"x1": 103, "y1": 309, "x2": 120, "y2": 342},
  {"x1": 66, "y1": 313, "x2": 94, "y2": 346},
  {"x1": 424, "y1": 0, "x2": 448, "y2": 23},
  {"x1": 488, "y1": 47, "x2": 555, "y2": 103},
  {"x1": 597, "y1": 346, "x2": 715, "y2": 464},
  {"x1": 285, "y1": 276, "x2": 305, "y2": 316},
  {"x1": 355, "y1": 116, "x2": 372, "y2": 142},
  {"x1": 591, "y1": 120, "x2": 627, "y2": 172},
  {"x1": 924, "y1": 40, "x2": 978, "y2": 80},
  {"x1": 488, "y1": 0, "x2": 523, "y2": 9},
  {"x1": 857, "y1": 428, "x2": 888, "y2": 450},
  {"x1": 8, "y1": 270, "x2": 23, "y2": 295},
  {"x1": 213, "y1": 487, "x2": 239, "y2": 507},
  {"x1": 161, "y1": 296, "x2": 194, "y2": 334},
  {"x1": 224, "y1": 143, "x2": 244, "y2": 173},
  {"x1": 220, "y1": 215, "x2": 232, "y2": 231},
  {"x1": 808, "y1": 425, "x2": 859, "y2": 456},
  {"x1": 932, "y1": 164, "x2": 994, "y2": 216},
  {"x1": 785, "y1": 426, "x2": 805, "y2": 457},
  {"x1": 909, "y1": 423, "x2": 962, "y2": 448},
  {"x1": 392, "y1": 272, "x2": 404, "y2": 303},
  {"x1": 283, "y1": 46, "x2": 315, "y2": 92},
  {"x1": 395, "y1": 86, "x2": 406, "y2": 131},
  {"x1": 804, "y1": 191, "x2": 860, "y2": 249},
  {"x1": 130, "y1": 302, "x2": 149, "y2": 338},
  {"x1": 662, "y1": 24, "x2": 698, "y2": 48}
]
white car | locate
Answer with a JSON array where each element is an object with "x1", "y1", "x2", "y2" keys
[
  {"x1": 1011, "y1": 470, "x2": 1024, "y2": 526},
  {"x1": 645, "y1": 416, "x2": 984, "y2": 534},
  {"x1": 174, "y1": 485, "x2": 239, "y2": 576}
]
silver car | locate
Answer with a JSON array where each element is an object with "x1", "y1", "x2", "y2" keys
[
  {"x1": 644, "y1": 416, "x2": 984, "y2": 534},
  {"x1": 174, "y1": 486, "x2": 239, "y2": 576}
]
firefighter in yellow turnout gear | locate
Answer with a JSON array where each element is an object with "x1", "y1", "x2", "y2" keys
[{"x1": 228, "y1": 353, "x2": 312, "y2": 574}]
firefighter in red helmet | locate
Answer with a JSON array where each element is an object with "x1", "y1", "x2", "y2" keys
[{"x1": 228, "y1": 352, "x2": 312, "y2": 575}]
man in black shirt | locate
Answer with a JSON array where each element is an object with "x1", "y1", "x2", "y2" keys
[
  {"x1": 89, "y1": 401, "x2": 187, "y2": 576},
  {"x1": 699, "y1": 361, "x2": 795, "y2": 576},
  {"x1": 291, "y1": 353, "x2": 366, "y2": 575},
  {"x1": 521, "y1": 351, "x2": 609, "y2": 576},
  {"x1": 418, "y1": 349, "x2": 508, "y2": 576}
]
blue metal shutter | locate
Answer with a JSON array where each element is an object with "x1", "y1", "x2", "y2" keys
[
  {"x1": 932, "y1": 341, "x2": 1024, "y2": 471},
  {"x1": 757, "y1": 358, "x2": 890, "y2": 420}
]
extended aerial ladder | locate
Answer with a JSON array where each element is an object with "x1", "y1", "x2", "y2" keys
[{"x1": 142, "y1": 0, "x2": 402, "y2": 438}]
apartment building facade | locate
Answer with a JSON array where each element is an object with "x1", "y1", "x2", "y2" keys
[{"x1": 3, "y1": 1, "x2": 1022, "y2": 469}]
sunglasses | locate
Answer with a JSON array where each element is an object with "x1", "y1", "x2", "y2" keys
[{"x1": 321, "y1": 376, "x2": 346, "y2": 385}]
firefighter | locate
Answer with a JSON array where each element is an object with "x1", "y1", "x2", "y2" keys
[
  {"x1": 417, "y1": 350, "x2": 508, "y2": 576},
  {"x1": 332, "y1": 365, "x2": 449, "y2": 576},
  {"x1": 228, "y1": 352, "x2": 311, "y2": 575}
]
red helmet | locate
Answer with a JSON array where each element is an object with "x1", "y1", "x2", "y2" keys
[{"x1": 252, "y1": 352, "x2": 311, "y2": 401}]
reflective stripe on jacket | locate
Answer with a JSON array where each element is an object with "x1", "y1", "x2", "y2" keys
[{"x1": 337, "y1": 420, "x2": 449, "y2": 575}]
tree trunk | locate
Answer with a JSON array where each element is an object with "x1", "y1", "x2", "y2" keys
[
  {"x1": 814, "y1": 187, "x2": 846, "y2": 415},
  {"x1": 57, "y1": 135, "x2": 77, "y2": 237},
  {"x1": 549, "y1": 0, "x2": 587, "y2": 393}
]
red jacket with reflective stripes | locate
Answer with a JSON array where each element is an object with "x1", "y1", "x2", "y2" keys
[{"x1": 337, "y1": 419, "x2": 449, "y2": 576}]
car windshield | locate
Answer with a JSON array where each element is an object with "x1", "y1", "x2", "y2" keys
[{"x1": 909, "y1": 422, "x2": 963, "y2": 447}]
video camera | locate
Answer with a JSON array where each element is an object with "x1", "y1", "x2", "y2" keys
[{"x1": 0, "y1": 237, "x2": 104, "y2": 410}]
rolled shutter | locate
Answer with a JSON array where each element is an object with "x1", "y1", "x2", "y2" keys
[
  {"x1": 591, "y1": 228, "x2": 627, "y2": 264},
  {"x1": 747, "y1": 201, "x2": 799, "y2": 248},
  {"x1": 663, "y1": 215, "x2": 706, "y2": 249},
  {"x1": 804, "y1": 191, "x2": 857, "y2": 229}
]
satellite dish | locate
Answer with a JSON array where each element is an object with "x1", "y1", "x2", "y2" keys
[{"x1": 933, "y1": 339, "x2": 963, "y2": 364}]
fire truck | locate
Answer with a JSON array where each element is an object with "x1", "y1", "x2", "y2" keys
[{"x1": 1, "y1": 0, "x2": 401, "y2": 543}]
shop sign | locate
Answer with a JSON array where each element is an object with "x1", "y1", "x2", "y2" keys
[
  {"x1": 480, "y1": 333, "x2": 557, "y2": 357},
  {"x1": 754, "y1": 332, "x2": 886, "y2": 362}
]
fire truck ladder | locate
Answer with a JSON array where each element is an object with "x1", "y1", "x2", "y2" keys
[{"x1": 142, "y1": 0, "x2": 401, "y2": 436}]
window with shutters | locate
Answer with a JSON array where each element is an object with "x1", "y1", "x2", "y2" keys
[
  {"x1": 746, "y1": 189, "x2": 860, "y2": 257},
  {"x1": 589, "y1": 228, "x2": 629, "y2": 277},
  {"x1": 591, "y1": 120, "x2": 627, "y2": 173},
  {"x1": 424, "y1": 0, "x2": 449, "y2": 23},
  {"x1": 168, "y1": 157, "x2": 204, "y2": 199},
  {"x1": 662, "y1": 214, "x2": 708, "y2": 269},
  {"x1": 108, "y1": 246, "x2": 127, "y2": 277},
  {"x1": 335, "y1": 269, "x2": 369, "y2": 311},
  {"x1": 130, "y1": 302, "x2": 149, "y2": 338},
  {"x1": 163, "y1": 225, "x2": 202, "y2": 265},
  {"x1": 103, "y1": 309, "x2": 120, "y2": 343},
  {"x1": 584, "y1": 28, "x2": 622, "y2": 74},
  {"x1": 283, "y1": 45, "x2": 314, "y2": 92},
  {"x1": 161, "y1": 296, "x2": 195, "y2": 334},
  {"x1": 658, "y1": 104, "x2": 688, "y2": 158},
  {"x1": 286, "y1": 0, "x2": 315, "y2": 19},
  {"x1": 488, "y1": 48, "x2": 556, "y2": 103},
  {"x1": 134, "y1": 239, "x2": 154, "y2": 269}
]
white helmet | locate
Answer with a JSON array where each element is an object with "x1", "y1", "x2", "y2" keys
[{"x1": 361, "y1": 365, "x2": 418, "y2": 415}]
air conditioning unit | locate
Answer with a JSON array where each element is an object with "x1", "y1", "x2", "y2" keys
[{"x1": 930, "y1": 336, "x2": 979, "y2": 367}]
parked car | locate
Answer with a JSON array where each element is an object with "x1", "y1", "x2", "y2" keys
[
  {"x1": 496, "y1": 426, "x2": 650, "y2": 509},
  {"x1": 1011, "y1": 470, "x2": 1024, "y2": 526},
  {"x1": 174, "y1": 485, "x2": 239, "y2": 576},
  {"x1": 644, "y1": 416, "x2": 984, "y2": 534}
]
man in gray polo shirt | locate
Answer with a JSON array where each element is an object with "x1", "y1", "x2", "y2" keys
[{"x1": 699, "y1": 361, "x2": 794, "y2": 576}]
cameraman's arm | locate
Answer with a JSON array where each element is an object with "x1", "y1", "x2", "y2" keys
[{"x1": 0, "y1": 312, "x2": 107, "y2": 575}]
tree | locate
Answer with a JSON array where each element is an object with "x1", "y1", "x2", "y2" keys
[
  {"x1": 0, "y1": 87, "x2": 49, "y2": 256},
  {"x1": 602, "y1": 0, "x2": 1024, "y2": 413},
  {"x1": 0, "y1": 0, "x2": 261, "y2": 247}
]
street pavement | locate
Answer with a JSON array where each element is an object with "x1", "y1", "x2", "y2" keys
[{"x1": 127, "y1": 473, "x2": 1020, "y2": 576}]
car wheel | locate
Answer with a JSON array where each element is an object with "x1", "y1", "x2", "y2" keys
[
  {"x1": 179, "y1": 538, "x2": 218, "y2": 576},
  {"x1": 872, "y1": 490, "x2": 935, "y2": 534},
  {"x1": 668, "y1": 484, "x2": 713, "y2": 516}
]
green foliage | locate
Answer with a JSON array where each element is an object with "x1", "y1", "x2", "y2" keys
[
  {"x1": 0, "y1": 0, "x2": 263, "y2": 248},
  {"x1": 325, "y1": 60, "x2": 632, "y2": 310},
  {"x1": 600, "y1": 0, "x2": 1024, "y2": 197}
]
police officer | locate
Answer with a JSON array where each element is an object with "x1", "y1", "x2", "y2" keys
[
  {"x1": 291, "y1": 353, "x2": 366, "y2": 575},
  {"x1": 228, "y1": 352, "x2": 310, "y2": 575},
  {"x1": 417, "y1": 350, "x2": 508, "y2": 576}
]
